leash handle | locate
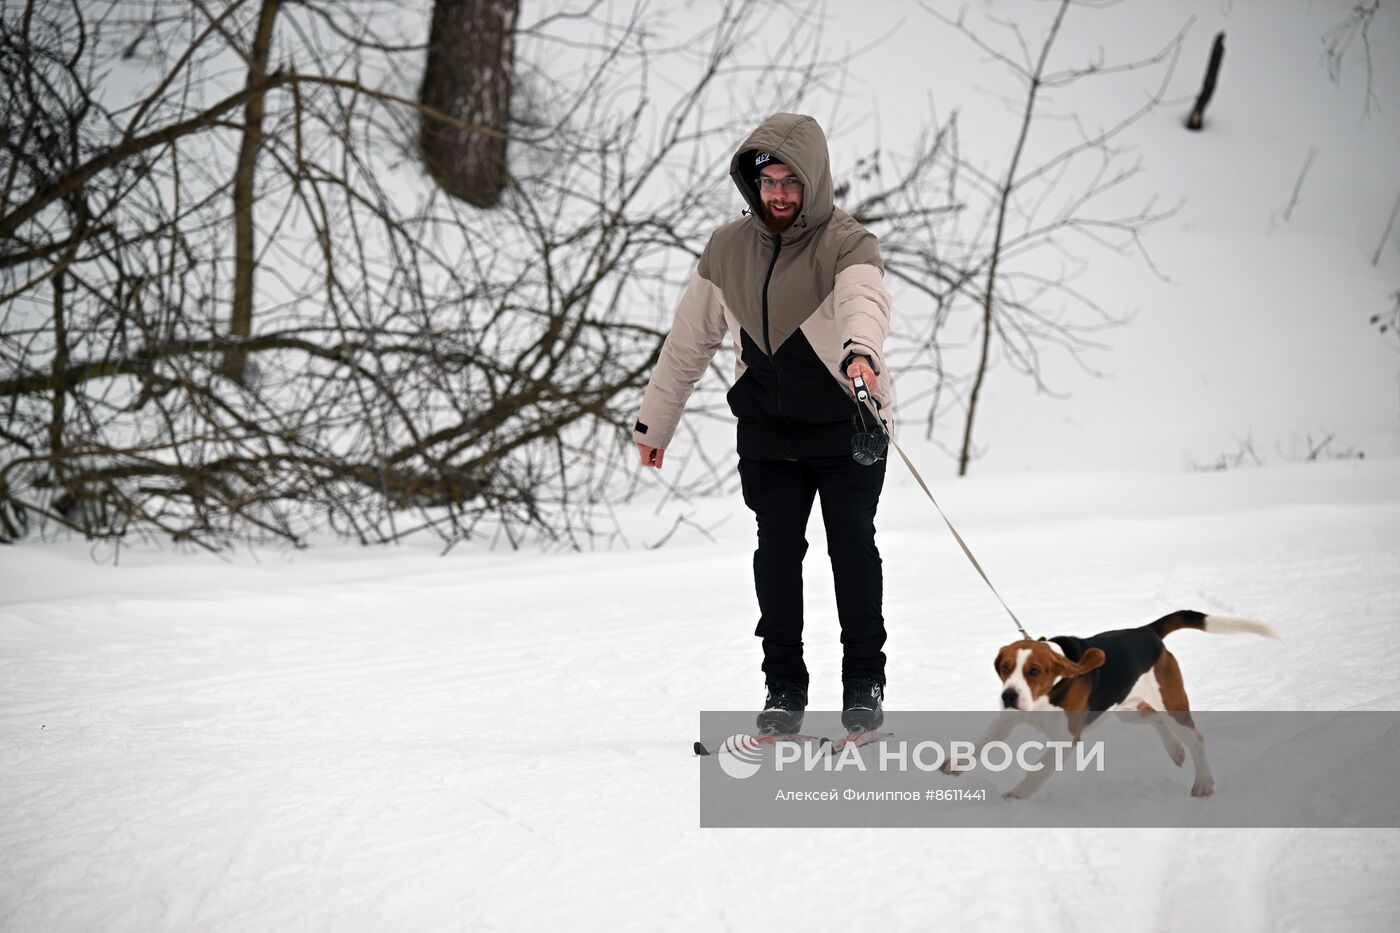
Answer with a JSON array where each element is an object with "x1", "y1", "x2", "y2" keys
[
  {"x1": 850, "y1": 377, "x2": 886, "y2": 434},
  {"x1": 852, "y1": 374, "x2": 871, "y2": 403},
  {"x1": 851, "y1": 377, "x2": 870, "y2": 431}
]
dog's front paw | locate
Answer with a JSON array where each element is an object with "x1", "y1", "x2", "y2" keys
[
  {"x1": 939, "y1": 760, "x2": 966, "y2": 777},
  {"x1": 1001, "y1": 788, "x2": 1026, "y2": 800},
  {"x1": 1191, "y1": 776, "x2": 1215, "y2": 797}
]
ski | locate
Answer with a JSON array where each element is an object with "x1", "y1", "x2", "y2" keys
[
  {"x1": 827, "y1": 731, "x2": 895, "y2": 754},
  {"x1": 693, "y1": 733, "x2": 829, "y2": 756}
]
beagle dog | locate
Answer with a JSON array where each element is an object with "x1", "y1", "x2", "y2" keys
[{"x1": 948, "y1": 610, "x2": 1279, "y2": 799}]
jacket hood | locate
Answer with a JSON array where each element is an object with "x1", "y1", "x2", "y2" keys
[{"x1": 729, "y1": 113, "x2": 835, "y2": 241}]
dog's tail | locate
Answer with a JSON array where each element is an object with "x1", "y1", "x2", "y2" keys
[{"x1": 1150, "y1": 610, "x2": 1280, "y2": 640}]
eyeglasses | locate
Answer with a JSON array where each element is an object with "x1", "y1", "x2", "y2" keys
[{"x1": 758, "y1": 176, "x2": 803, "y2": 192}]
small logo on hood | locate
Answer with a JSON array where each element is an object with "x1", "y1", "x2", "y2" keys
[{"x1": 753, "y1": 151, "x2": 773, "y2": 169}]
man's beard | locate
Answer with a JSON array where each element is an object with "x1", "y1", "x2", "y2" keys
[{"x1": 762, "y1": 202, "x2": 799, "y2": 232}]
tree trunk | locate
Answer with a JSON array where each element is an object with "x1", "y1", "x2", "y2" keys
[
  {"x1": 418, "y1": 0, "x2": 518, "y2": 208},
  {"x1": 959, "y1": 0, "x2": 1071, "y2": 476},
  {"x1": 223, "y1": 0, "x2": 280, "y2": 384},
  {"x1": 49, "y1": 268, "x2": 67, "y2": 489}
]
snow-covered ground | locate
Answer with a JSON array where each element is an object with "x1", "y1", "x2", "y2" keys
[
  {"x1": 3, "y1": 455, "x2": 1399, "y2": 931},
  {"x1": 4, "y1": 0, "x2": 1400, "y2": 929}
]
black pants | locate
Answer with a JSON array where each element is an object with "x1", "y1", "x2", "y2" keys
[{"x1": 738, "y1": 453, "x2": 887, "y2": 687}]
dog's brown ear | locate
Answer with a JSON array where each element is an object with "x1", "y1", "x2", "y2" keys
[{"x1": 1057, "y1": 647, "x2": 1105, "y2": 678}]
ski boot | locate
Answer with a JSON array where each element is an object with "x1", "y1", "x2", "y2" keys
[
  {"x1": 755, "y1": 681, "x2": 808, "y2": 735},
  {"x1": 841, "y1": 678, "x2": 884, "y2": 733}
]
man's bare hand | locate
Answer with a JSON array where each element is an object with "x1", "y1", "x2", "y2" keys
[
  {"x1": 638, "y1": 443, "x2": 665, "y2": 469},
  {"x1": 846, "y1": 357, "x2": 877, "y2": 395}
]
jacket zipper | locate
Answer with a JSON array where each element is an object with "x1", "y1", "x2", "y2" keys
[{"x1": 761, "y1": 234, "x2": 784, "y2": 419}]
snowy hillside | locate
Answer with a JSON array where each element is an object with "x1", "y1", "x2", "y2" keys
[{"x1": 831, "y1": 0, "x2": 1400, "y2": 472}]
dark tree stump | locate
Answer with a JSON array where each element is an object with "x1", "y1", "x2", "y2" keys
[{"x1": 1188, "y1": 32, "x2": 1225, "y2": 131}]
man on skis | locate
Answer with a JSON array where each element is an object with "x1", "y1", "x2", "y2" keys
[{"x1": 633, "y1": 113, "x2": 896, "y2": 736}]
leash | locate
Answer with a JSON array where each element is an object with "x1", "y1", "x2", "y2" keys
[
  {"x1": 889, "y1": 440, "x2": 1033, "y2": 641},
  {"x1": 852, "y1": 378, "x2": 1033, "y2": 642}
]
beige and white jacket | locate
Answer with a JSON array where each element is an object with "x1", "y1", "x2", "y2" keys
[{"x1": 633, "y1": 113, "x2": 894, "y2": 460}]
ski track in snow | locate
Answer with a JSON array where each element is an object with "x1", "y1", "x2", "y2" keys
[{"x1": 2, "y1": 460, "x2": 1399, "y2": 931}]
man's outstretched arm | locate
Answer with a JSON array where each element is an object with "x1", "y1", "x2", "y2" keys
[
  {"x1": 632, "y1": 265, "x2": 727, "y2": 470},
  {"x1": 834, "y1": 229, "x2": 892, "y2": 383}
]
